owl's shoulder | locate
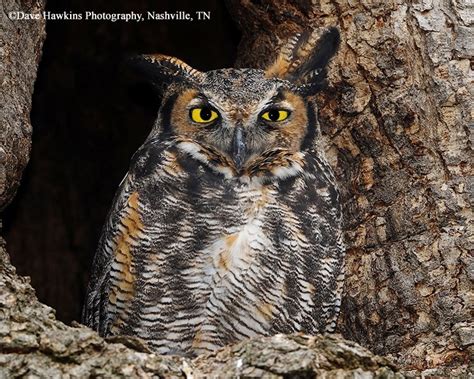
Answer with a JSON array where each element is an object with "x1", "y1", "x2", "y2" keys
[{"x1": 128, "y1": 138, "x2": 174, "y2": 179}]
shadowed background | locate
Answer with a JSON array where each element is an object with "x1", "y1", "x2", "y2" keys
[{"x1": 3, "y1": 0, "x2": 240, "y2": 323}]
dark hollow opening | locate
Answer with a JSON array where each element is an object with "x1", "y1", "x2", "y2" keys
[{"x1": 3, "y1": 0, "x2": 240, "y2": 323}]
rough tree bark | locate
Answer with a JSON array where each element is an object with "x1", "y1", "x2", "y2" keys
[
  {"x1": 0, "y1": 0, "x2": 46, "y2": 210},
  {"x1": 0, "y1": 0, "x2": 472, "y2": 377},
  {"x1": 227, "y1": 0, "x2": 473, "y2": 376}
]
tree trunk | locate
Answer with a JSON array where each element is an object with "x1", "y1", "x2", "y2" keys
[
  {"x1": 0, "y1": 0, "x2": 472, "y2": 377},
  {"x1": 0, "y1": 0, "x2": 46, "y2": 210},
  {"x1": 227, "y1": 0, "x2": 473, "y2": 375}
]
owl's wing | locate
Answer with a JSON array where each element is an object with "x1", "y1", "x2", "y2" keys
[
  {"x1": 82, "y1": 139, "x2": 164, "y2": 335},
  {"x1": 81, "y1": 170, "x2": 137, "y2": 335}
]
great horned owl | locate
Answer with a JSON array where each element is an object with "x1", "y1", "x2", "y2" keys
[{"x1": 83, "y1": 28, "x2": 345, "y2": 356}]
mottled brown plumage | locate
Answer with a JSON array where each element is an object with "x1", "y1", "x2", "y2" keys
[{"x1": 83, "y1": 27, "x2": 344, "y2": 356}]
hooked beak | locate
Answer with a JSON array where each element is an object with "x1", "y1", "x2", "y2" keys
[{"x1": 232, "y1": 126, "x2": 246, "y2": 170}]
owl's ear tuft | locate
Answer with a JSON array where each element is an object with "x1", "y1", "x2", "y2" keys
[
  {"x1": 130, "y1": 54, "x2": 204, "y2": 89},
  {"x1": 265, "y1": 27, "x2": 340, "y2": 95}
]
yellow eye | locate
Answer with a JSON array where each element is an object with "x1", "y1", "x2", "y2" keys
[
  {"x1": 261, "y1": 109, "x2": 290, "y2": 122},
  {"x1": 190, "y1": 107, "x2": 219, "y2": 123}
]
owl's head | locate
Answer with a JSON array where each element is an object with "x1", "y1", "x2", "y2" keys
[{"x1": 136, "y1": 28, "x2": 339, "y2": 180}]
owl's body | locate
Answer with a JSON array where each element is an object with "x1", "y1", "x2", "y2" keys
[{"x1": 83, "y1": 29, "x2": 345, "y2": 356}]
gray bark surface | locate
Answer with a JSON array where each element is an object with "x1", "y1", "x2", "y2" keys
[
  {"x1": 0, "y1": 0, "x2": 46, "y2": 210},
  {"x1": 227, "y1": 0, "x2": 473, "y2": 375}
]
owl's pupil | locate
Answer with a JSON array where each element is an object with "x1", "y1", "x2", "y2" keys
[
  {"x1": 200, "y1": 108, "x2": 212, "y2": 120},
  {"x1": 268, "y1": 110, "x2": 280, "y2": 121}
]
